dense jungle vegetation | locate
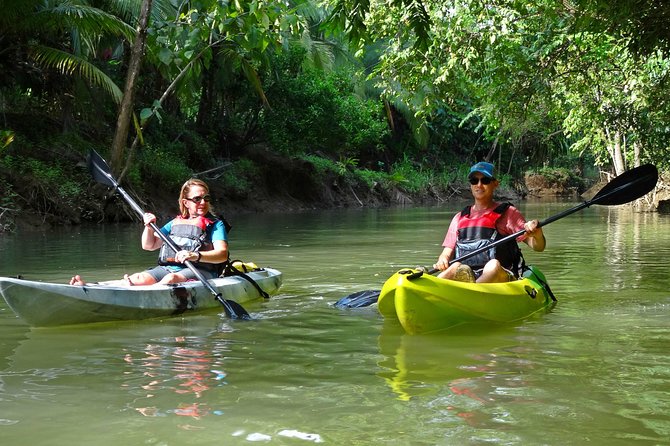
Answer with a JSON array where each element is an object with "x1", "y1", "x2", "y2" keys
[{"x1": 2, "y1": 0, "x2": 670, "y2": 231}]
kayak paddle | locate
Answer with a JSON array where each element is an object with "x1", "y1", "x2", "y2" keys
[
  {"x1": 87, "y1": 149, "x2": 251, "y2": 320},
  {"x1": 335, "y1": 163, "x2": 659, "y2": 308}
]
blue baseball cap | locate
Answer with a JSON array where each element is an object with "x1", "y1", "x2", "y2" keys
[{"x1": 468, "y1": 162, "x2": 495, "y2": 179}]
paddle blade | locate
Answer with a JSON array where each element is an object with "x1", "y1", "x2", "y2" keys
[
  {"x1": 592, "y1": 163, "x2": 658, "y2": 206},
  {"x1": 334, "y1": 290, "x2": 381, "y2": 308},
  {"x1": 87, "y1": 150, "x2": 118, "y2": 188},
  {"x1": 221, "y1": 298, "x2": 252, "y2": 320}
]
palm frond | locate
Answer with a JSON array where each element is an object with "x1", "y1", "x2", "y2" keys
[
  {"x1": 30, "y1": 45, "x2": 123, "y2": 104},
  {"x1": 34, "y1": 3, "x2": 136, "y2": 42},
  {"x1": 99, "y1": 0, "x2": 177, "y2": 24},
  {"x1": 215, "y1": 46, "x2": 271, "y2": 108},
  {"x1": 300, "y1": 31, "x2": 336, "y2": 71},
  {"x1": 237, "y1": 53, "x2": 271, "y2": 109}
]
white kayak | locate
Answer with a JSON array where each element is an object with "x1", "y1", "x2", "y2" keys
[{"x1": 0, "y1": 267, "x2": 282, "y2": 327}]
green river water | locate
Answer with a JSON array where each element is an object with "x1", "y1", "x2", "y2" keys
[{"x1": 1, "y1": 203, "x2": 670, "y2": 445}]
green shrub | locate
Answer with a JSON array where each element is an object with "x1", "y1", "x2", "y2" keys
[
  {"x1": 140, "y1": 145, "x2": 193, "y2": 186},
  {"x1": 260, "y1": 46, "x2": 389, "y2": 157},
  {"x1": 530, "y1": 166, "x2": 586, "y2": 189},
  {"x1": 218, "y1": 158, "x2": 260, "y2": 196},
  {"x1": 388, "y1": 157, "x2": 434, "y2": 193},
  {"x1": 300, "y1": 154, "x2": 340, "y2": 178},
  {"x1": 357, "y1": 168, "x2": 389, "y2": 188}
]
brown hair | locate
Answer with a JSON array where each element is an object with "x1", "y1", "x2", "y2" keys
[{"x1": 178, "y1": 178, "x2": 211, "y2": 217}]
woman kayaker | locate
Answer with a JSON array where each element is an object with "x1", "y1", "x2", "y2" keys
[
  {"x1": 433, "y1": 161, "x2": 545, "y2": 283},
  {"x1": 69, "y1": 179, "x2": 229, "y2": 286}
]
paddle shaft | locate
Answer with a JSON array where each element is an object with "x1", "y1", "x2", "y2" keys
[
  {"x1": 445, "y1": 208, "x2": 561, "y2": 268},
  {"x1": 88, "y1": 151, "x2": 248, "y2": 319},
  {"x1": 447, "y1": 166, "x2": 657, "y2": 267}
]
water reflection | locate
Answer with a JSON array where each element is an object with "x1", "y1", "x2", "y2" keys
[
  {"x1": 122, "y1": 335, "x2": 231, "y2": 420},
  {"x1": 376, "y1": 321, "x2": 537, "y2": 404}
]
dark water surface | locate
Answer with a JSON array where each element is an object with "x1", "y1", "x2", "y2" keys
[{"x1": 1, "y1": 203, "x2": 670, "y2": 445}]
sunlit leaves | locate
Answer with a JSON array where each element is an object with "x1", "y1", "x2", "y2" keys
[
  {"x1": 334, "y1": 0, "x2": 670, "y2": 168},
  {"x1": 146, "y1": 0, "x2": 308, "y2": 107}
]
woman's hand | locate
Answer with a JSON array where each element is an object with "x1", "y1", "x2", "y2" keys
[
  {"x1": 175, "y1": 250, "x2": 199, "y2": 263},
  {"x1": 143, "y1": 213, "x2": 156, "y2": 227}
]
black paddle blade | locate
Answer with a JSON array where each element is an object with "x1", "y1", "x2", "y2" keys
[
  {"x1": 334, "y1": 289, "x2": 381, "y2": 308},
  {"x1": 87, "y1": 150, "x2": 118, "y2": 188},
  {"x1": 220, "y1": 298, "x2": 252, "y2": 320},
  {"x1": 592, "y1": 163, "x2": 658, "y2": 206}
]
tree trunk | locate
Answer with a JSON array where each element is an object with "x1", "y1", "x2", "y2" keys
[
  {"x1": 109, "y1": 0, "x2": 152, "y2": 174},
  {"x1": 633, "y1": 140, "x2": 641, "y2": 167},
  {"x1": 612, "y1": 130, "x2": 625, "y2": 176},
  {"x1": 604, "y1": 125, "x2": 626, "y2": 176}
]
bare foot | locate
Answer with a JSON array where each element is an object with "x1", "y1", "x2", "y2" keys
[{"x1": 69, "y1": 275, "x2": 86, "y2": 286}]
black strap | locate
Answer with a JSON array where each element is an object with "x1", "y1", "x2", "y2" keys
[
  {"x1": 523, "y1": 266, "x2": 557, "y2": 302},
  {"x1": 461, "y1": 202, "x2": 511, "y2": 218},
  {"x1": 221, "y1": 260, "x2": 271, "y2": 299}
]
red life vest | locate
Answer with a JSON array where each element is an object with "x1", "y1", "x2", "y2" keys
[{"x1": 455, "y1": 202, "x2": 522, "y2": 275}]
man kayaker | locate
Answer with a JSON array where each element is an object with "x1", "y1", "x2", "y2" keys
[
  {"x1": 69, "y1": 178, "x2": 229, "y2": 286},
  {"x1": 433, "y1": 161, "x2": 545, "y2": 283}
]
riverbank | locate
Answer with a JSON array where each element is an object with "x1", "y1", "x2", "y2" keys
[
  {"x1": 1, "y1": 158, "x2": 570, "y2": 234},
  {"x1": 2, "y1": 147, "x2": 666, "y2": 233}
]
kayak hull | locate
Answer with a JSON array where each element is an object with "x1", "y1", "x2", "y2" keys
[
  {"x1": 0, "y1": 268, "x2": 282, "y2": 327},
  {"x1": 378, "y1": 267, "x2": 554, "y2": 334}
]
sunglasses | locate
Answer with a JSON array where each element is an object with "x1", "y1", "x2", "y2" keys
[
  {"x1": 468, "y1": 176, "x2": 494, "y2": 185},
  {"x1": 185, "y1": 195, "x2": 211, "y2": 204}
]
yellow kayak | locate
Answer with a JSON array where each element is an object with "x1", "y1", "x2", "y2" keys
[{"x1": 378, "y1": 266, "x2": 555, "y2": 335}]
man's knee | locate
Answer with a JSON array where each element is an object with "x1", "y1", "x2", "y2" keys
[{"x1": 483, "y1": 259, "x2": 502, "y2": 272}]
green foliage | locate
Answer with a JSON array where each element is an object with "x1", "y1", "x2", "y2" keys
[
  {"x1": 0, "y1": 178, "x2": 18, "y2": 232},
  {"x1": 356, "y1": 168, "x2": 388, "y2": 188},
  {"x1": 0, "y1": 177, "x2": 18, "y2": 209},
  {"x1": 528, "y1": 166, "x2": 587, "y2": 190},
  {"x1": 139, "y1": 146, "x2": 193, "y2": 186},
  {"x1": 387, "y1": 157, "x2": 434, "y2": 193},
  {"x1": 355, "y1": 0, "x2": 670, "y2": 172},
  {"x1": 336, "y1": 156, "x2": 359, "y2": 175},
  {"x1": 260, "y1": 46, "x2": 389, "y2": 157},
  {"x1": 218, "y1": 158, "x2": 261, "y2": 197},
  {"x1": 300, "y1": 154, "x2": 341, "y2": 178},
  {"x1": 496, "y1": 173, "x2": 513, "y2": 190},
  {"x1": 1, "y1": 131, "x2": 14, "y2": 149},
  {"x1": 3, "y1": 0, "x2": 670, "y2": 230},
  {"x1": 0, "y1": 154, "x2": 87, "y2": 214},
  {"x1": 144, "y1": 114, "x2": 214, "y2": 170}
]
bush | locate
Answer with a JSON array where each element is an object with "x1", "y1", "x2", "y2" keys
[
  {"x1": 530, "y1": 166, "x2": 586, "y2": 189},
  {"x1": 218, "y1": 158, "x2": 260, "y2": 197},
  {"x1": 260, "y1": 46, "x2": 389, "y2": 157},
  {"x1": 140, "y1": 145, "x2": 193, "y2": 186}
]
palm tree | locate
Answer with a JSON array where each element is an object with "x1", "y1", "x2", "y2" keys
[{"x1": 1, "y1": 0, "x2": 138, "y2": 134}]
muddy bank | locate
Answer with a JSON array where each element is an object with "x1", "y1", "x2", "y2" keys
[{"x1": 4, "y1": 150, "x2": 666, "y2": 233}]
